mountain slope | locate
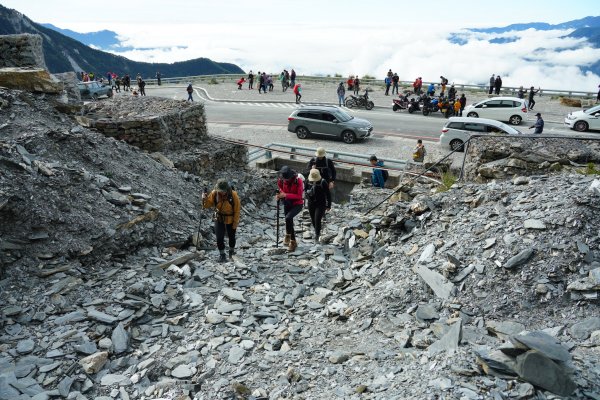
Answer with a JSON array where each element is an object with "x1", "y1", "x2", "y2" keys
[{"x1": 0, "y1": 4, "x2": 244, "y2": 77}]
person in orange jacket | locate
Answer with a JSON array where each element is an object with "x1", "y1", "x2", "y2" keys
[
  {"x1": 202, "y1": 179, "x2": 241, "y2": 262},
  {"x1": 237, "y1": 77, "x2": 246, "y2": 89},
  {"x1": 293, "y1": 83, "x2": 302, "y2": 104}
]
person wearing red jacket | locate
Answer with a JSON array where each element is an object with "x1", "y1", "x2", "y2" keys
[
  {"x1": 276, "y1": 166, "x2": 304, "y2": 252},
  {"x1": 293, "y1": 83, "x2": 302, "y2": 104}
]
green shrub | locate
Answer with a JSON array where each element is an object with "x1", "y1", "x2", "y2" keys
[
  {"x1": 362, "y1": 74, "x2": 375, "y2": 80},
  {"x1": 577, "y1": 162, "x2": 600, "y2": 175},
  {"x1": 437, "y1": 171, "x2": 457, "y2": 192},
  {"x1": 209, "y1": 78, "x2": 218, "y2": 85},
  {"x1": 334, "y1": 73, "x2": 342, "y2": 78}
]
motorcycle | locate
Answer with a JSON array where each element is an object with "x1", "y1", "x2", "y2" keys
[
  {"x1": 422, "y1": 97, "x2": 439, "y2": 116},
  {"x1": 392, "y1": 94, "x2": 410, "y2": 112},
  {"x1": 345, "y1": 89, "x2": 374, "y2": 110},
  {"x1": 407, "y1": 98, "x2": 420, "y2": 114}
]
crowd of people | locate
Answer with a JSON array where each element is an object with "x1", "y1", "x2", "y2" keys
[{"x1": 236, "y1": 68, "x2": 302, "y2": 102}]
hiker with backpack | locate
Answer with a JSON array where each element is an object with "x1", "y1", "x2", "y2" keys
[
  {"x1": 202, "y1": 179, "x2": 241, "y2": 262},
  {"x1": 276, "y1": 166, "x2": 304, "y2": 252},
  {"x1": 305, "y1": 169, "x2": 331, "y2": 244},
  {"x1": 306, "y1": 147, "x2": 336, "y2": 189},
  {"x1": 369, "y1": 155, "x2": 388, "y2": 188},
  {"x1": 186, "y1": 82, "x2": 194, "y2": 101},
  {"x1": 413, "y1": 139, "x2": 426, "y2": 163}
]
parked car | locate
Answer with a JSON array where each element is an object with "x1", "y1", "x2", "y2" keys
[
  {"x1": 463, "y1": 97, "x2": 527, "y2": 125},
  {"x1": 564, "y1": 104, "x2": 600, "y2": 132},
  {"x1": 78, "y1": 81, "x2": 113, "y2": 100},
  {"x1": 440, "y1": 117, "x2": 522, "y2": 151},
  {"x1": 287, "y1": 105, "x2": 373, "y2": 144}
]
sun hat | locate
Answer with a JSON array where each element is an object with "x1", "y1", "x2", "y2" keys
[
  {"x1": 215, "y1": 179, "x2": 230, "y2": 192},
  {"x1": 315, "y1": 147, "x2": 326, "y2": 157},
  {"x1": 308, "y1": 169, "x2": 322, "y2": 182}
]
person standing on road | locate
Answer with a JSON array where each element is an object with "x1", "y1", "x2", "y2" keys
[
  {"x1": 440, "y1": 76, "x2": 448, "y2": 97},
  {"x1": 306, "y1": 147, "x2": 337, "y2": 189},
  {"x1": 337, "y1": 82, "x2": 345, "y2": 106},
  {"x1": 139, "y1": 79, "x2": 146, "y2": 96},
  {"x1": 459, "y1": 93, "x2": 466, "y2": 116},
  {"x1": 353, "y1": 76, "x2": 360, "y2": 95},
  {"x1": 384, "y1": 76, "x2": 391, "y2": 96},
  {"x1": 258, "y1": 72, "x2": 265, "y2": 94},
  {"x1": 186, "y1": 82, "x2": 194, "y2": 101},
  {"x1": 528, "y1": 86, "x2": 540, "y2": 110},
  {"x1": 202, "y1": 179, "x2": 241, "y2": 262},
  {"x1": 597, "y1": 84, "x2": 600, "y2": 103},
  {"x1": 304, "y1": 168, "x2": 331, "y2": 244},
  {"x1": 517, "y1": 86, "x2": 525, "y2": 99},
  {"x1": 276, "y1": 166, "x2": 304, "y2": 252},
  {"x1": 290, "y1": 69, "x2": 296, "y2": 87},
  {"x1": 392, "y1": 72, "x2": 400, "y2": 95},
  {"x1": 156, "y1": 71, "x2": 161, "y2": 86},
  {"x1": 293, "y1": 83, "x2": 302, "y2": 103},
  {"x1": 489, "y1": 74, "x2": 495, "y2": 94},
  {"x1": 529, "y1": 113, "x2": 544, "y2": 134},
  {"x1": 369, "y1": 155, "x2": 386, "y2": 188},
  {"x1": 248, "y1": 70, "x2": 254, "y2": 90},
  {"x1": 494, "y1": 75, "x2": 502, "y2": 95}
]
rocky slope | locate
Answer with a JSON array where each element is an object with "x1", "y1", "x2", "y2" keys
[{"x1": 2, "y1": 94, "x2": 600, "y2": 398}]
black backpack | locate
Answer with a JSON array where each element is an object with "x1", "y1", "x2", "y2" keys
[{"x1": 381, "y1": 169, "x2": 389, "y2": 182}]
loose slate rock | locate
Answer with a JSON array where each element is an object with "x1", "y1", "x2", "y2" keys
[
  {"x1": 329, "y1": 351, "x2": 350, "y2": 364},
  {"x1": 79, "y1": 351, "x2": 108, "y2": 374},
  {"x1": 16, "y1": 339, "x2": 35, "y2": 354},
  {"x1": 171, "y1": 364, "x2": 194, "y2": 379},
  {"x1": 510, "y1": 331, "x2": 571, "y2": 363},
  {"x1": 514, "y1": 350, "x2": 576, "y2": 397},
  {"x1": 415, "y1": 305, "x2": 439, "y2": 322},
  {"x1": 570, "y1": 317, "x2": 600, "y2": 340},
  {"x1": 504, "y1": 249, "x2": 535, "y2": 269},
  {"x1": 222, "y1": 288, "x2": 246, "y2": 303},
  {"x1": 111, "y1": 322, "x2": 129, "y2": 355},
  {"x1": 429, "y1": 320, "x2": 462, "y2": 355},
  {"x1": 523, "y1": 219, "x2": 546, "y2": 229}
]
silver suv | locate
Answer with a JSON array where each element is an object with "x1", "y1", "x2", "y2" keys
[{"x1": 287, "y1": 106, "x2": 373, "y2": 144}]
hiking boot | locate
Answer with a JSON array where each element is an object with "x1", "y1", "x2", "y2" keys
[
  {"x1": 229, "y1": 248, "x2": 235, "y2": 258},
  {"x1": 283, "y1": 234, "x2": 291, "y2": 246},
  {"x1": 218, "y1": 253, "x2": 227, "y2": 263},
  {"x1": 288, "y1": 240, "x2": 297, "y2": 252}
]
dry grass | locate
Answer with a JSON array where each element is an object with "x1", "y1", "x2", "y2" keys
[{"x1": 560, "y1": 97, "x2": 582, "y2": 107}]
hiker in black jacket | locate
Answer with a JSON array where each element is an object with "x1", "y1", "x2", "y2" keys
[
  {"x1": 305, "y1": 168, "x2": 331, "y2": 244},
  {"x1": 306, "y1": 147, "x2": 336, "y2": 189}
]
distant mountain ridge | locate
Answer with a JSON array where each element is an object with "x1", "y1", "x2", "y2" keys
[
  {"x1": 41, "y1": 23, "x2": 122, "y2": 49},
  {"x1": 0, "y1": 4, "x2": 244, "y2": 78}
]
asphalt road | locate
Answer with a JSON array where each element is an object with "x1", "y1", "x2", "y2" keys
[{"x1": 146, "y1": 86, "x2": 573, "y2": 144}]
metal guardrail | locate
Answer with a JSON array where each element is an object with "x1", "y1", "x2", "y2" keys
[
  {"x1": 144, "y1": 74, "x2": 597, "y2": 98},
  {"x1": 247, "y1": 142, "x2": 409, "y2": 171}
]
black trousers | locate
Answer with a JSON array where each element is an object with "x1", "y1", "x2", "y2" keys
[
  {"x1": 215, "y1": 221, "x2": 236, "y2": 251},
  {"x1": 308, "y1": 202, "x2": 326, "y2": 238},
  {"x1": 284, "y1": 204, "x2": 302, "y2": 240}
]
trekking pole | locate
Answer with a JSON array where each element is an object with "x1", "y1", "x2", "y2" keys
[
  {"x1": 275, "y1": 190, "x2": 280, "y2": 248},
  {"x1": 194, "y1": 186, "x2": 209, "y2": 247}
]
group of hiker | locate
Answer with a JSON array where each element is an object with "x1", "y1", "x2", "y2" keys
[
  {"x1": 201, "y1": 143, "x2": 434, "y2": 261},
  {"x1": 79, "y1": 71, "x2": 155, "y2": 97},
  {"x1": 202, "y1": 147, "x2": 335, "y2": 261}
]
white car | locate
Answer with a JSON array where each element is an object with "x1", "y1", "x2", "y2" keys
[
  {"x1": 440, "y1": 117, "x2": 522, "y2": 151},
  {"x1": 463, "y1": 97, "x2": 528, "y2": 125},
  {"x1": 564, "y1": 104, "x2": 600, "y2": 132}
]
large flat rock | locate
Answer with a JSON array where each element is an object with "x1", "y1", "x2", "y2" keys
[{"x1": 0, "y1": 67, "x2": 63, "y2": 93}]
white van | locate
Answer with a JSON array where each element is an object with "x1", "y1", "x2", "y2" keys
[
  {"x1": 440, "y1": 117, "x2": 522, "y2": 151},
  {"x1": 463, "y1": 97, "x2": 528, "y2": 125}
]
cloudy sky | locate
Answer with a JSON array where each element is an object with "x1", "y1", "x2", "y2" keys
[{"x1": 3, "y1": 0, "x2": 599, "y2": 91}]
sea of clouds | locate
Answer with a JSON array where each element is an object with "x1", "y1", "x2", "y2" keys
[{"x1": 107, "y1": 22, "x2": 600, "y2": 92}]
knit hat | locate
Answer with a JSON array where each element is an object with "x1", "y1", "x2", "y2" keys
[
  {"x1": 315, "y1": 147, "x2": 326, "y2": 157},
  {"x1": 215, "y1": 179, "x2": 230, "y2": 192},
  {"x1": 308, "y1": 169, "x2": 321, "y2": 182},
  {"x1": 279, "y1": 165, "x2": 294, "y2": 180},
  {"x1": 369, "y1": 155, "x2": 378, "y2": 162}
]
